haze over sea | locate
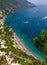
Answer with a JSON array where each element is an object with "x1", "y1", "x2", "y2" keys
[{"x1": 4, "y1": 6, "x2": 47, "y2": 61}]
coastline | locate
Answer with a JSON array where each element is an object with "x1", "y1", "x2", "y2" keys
[
  {"x1": 1, "y1": 16, "x2": 36, "y2": 58},
  {"x1": 0, "y1": 16, "x2": 39, "y2": 60},
  {"x1": 2, "y1": 16, "x2": 45, "y2": 62},
  {"x1": 13, "y1": 33, "x2": 43, "y2": 61}
]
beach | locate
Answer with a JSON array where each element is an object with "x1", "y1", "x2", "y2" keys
[
  {"x1": 0, "y1": 16, "x2": 38, "y2": 60},
  {"x1": 0, "y1": 14, "x2": 44, "y2": 62},
  {"x1": 13, "y1": 33, "x2": 42, "y2": 61}
]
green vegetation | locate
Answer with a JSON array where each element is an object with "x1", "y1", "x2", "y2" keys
[
  {"x1": 0, "y1": 56, "x2": 8, "y2": 65},
  {"x1": 33, "y1": 29, "x2": 47, "y2": 59},
  {"x1": 0, "y1": 24, "x2": 47, "y2": 65}
]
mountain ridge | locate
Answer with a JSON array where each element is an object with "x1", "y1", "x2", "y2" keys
[{"x1": 0, "y1": 0, "x2": 34, "y2": 13}]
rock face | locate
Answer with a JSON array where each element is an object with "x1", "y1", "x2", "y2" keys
[{"x1": 0, "y1": 0, "x2": 34, "y2": 12}]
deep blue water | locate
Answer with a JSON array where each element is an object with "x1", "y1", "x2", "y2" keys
[{"x1": 4, "y1": 6, "x2": 47, "y2": 61}]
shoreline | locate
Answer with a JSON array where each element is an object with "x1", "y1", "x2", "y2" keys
[
  {"x1": 2, "y1": 16, "x2": 45, "y2": 62},
  {"x1": 13, "y1": 33, "x2": 43, "y2": 61},
  {"x1": 0, "y1": 16, "x2": 38, "y2": 60}
]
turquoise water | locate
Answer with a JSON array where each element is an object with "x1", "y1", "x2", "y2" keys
[{"x1": 4, "y1": 6, "x2": 47, "y2": 61}]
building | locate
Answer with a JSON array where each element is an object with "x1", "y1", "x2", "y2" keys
[{"x1": 0, "y1": 51, "x2": 6, "y2": 57}]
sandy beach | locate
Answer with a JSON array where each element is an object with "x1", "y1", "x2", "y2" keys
[{"x1": 13, "y1": 33, "x2": 42, "y2": 61}]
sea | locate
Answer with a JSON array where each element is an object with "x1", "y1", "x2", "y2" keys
[{"x1": 4, "y1": 6, "x2": 47, "y2": 61}]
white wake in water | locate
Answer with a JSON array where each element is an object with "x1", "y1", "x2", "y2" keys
[
  {"x1": 42, "y1": 16, "x2": 47, "y2": 20},
  {"x1": 23, "y1": 21, "x2": 29, "y2": 24}
]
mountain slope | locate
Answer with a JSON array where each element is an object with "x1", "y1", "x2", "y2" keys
[
  {"x1": 0, "y1": 21, "x2": 47, "y2": 65},
  {"x1": 0, "y1": 0, "x2": 34, "y2": 12}
]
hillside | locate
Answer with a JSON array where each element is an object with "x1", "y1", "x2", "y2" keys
[
  {"x1": 33, "y1": 30, "x2": 47, "y2": 59},
  {"x1": 0, "y1": 0, "x2": 34, "y2": 13},
  {"x1": 0, "y1": 19, "x2": 47, "y2": 65}
]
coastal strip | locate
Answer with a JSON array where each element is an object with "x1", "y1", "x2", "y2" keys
[
  {"x1": 13, "y1": 33, "x2": 43, "y2": 61},
  {"x1": 0, "y1": 12, "x2": 43, "y2": 62}
]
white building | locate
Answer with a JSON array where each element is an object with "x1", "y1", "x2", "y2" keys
[
  {"x1": 1, "y1": 44, "x2": 7, "y2": 48},
  {"x1": 0, "y1": 51, "x2": 6, "y2": 57},
  {"x1": 0, "y1": 39, "x2": 5, "y2": 44}
]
